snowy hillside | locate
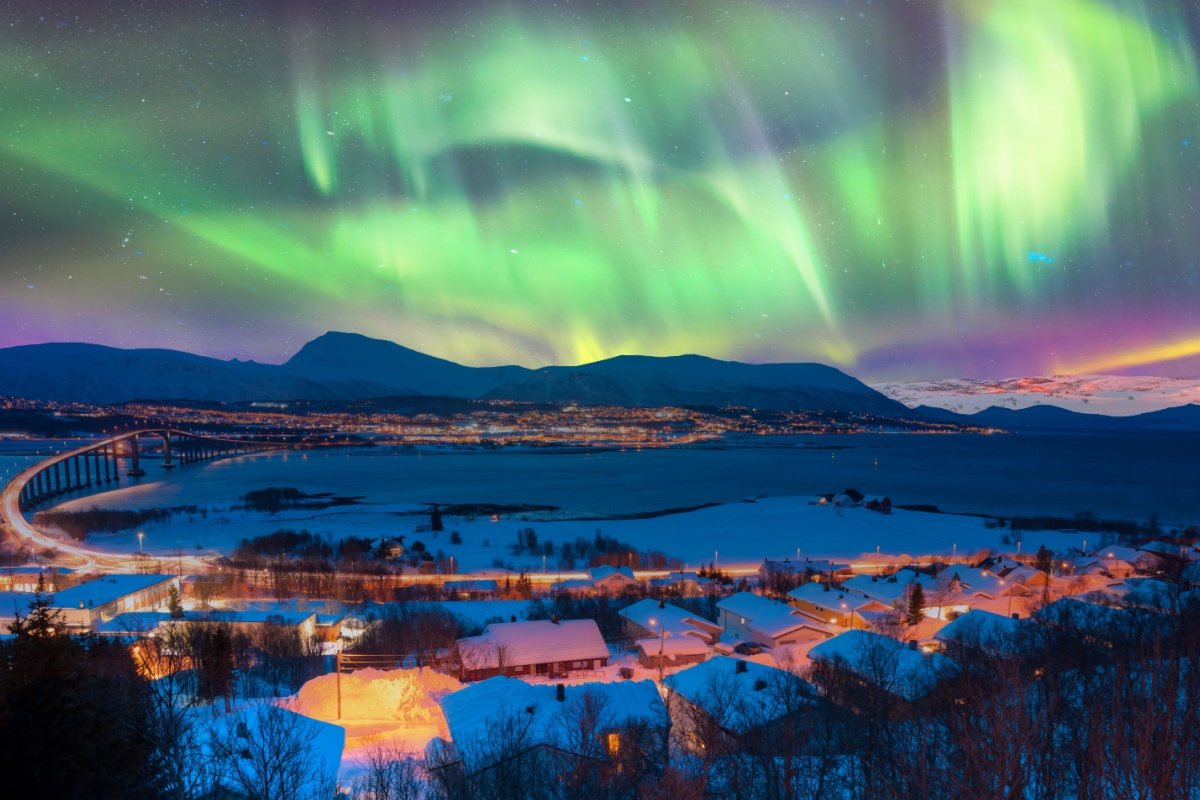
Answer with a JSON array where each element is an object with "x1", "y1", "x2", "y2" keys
[
  {"x1": 280, "y1": 332, "x2": 531, "y2": 398},
  {"x1": 485, "y1": 354, "x2": 909, "y2": 414},
  {"x1": 0, "y1": 333, "x2": 907, "y2": 414},
  {"x1": 873, "y1": 374, "x2": 1200, "y2": 416}
]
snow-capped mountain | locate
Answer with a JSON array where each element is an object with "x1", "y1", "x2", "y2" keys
[
  {"x1": 484, "y1": 354, "x2": 909, "y2": 414},
  {"x1": 873, "y1": 375, "x2": 1200, "y2": 416},
  {"x1": 0, "y1": 333, "x2": 904, "y2": 414}
]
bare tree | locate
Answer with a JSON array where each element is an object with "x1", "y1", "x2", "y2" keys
[
  {"x1": 350, "y1": 743, "x2": 427, "y2": 800},
  {"x1": 209, "y1": 703, "x2": 336, "y2": 800}
]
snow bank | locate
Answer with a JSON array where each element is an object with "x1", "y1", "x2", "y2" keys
[{"x1": 294, "y1": 668, "x2": 462, "y2": 724}]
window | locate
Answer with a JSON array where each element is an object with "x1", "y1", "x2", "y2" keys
[{"x1": 607, "y1": 733, "x2": 620, "y2": 755}]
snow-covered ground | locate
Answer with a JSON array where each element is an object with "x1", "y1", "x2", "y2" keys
[
  {"x1": 874, "y1": 374, "x2": 1200, "y2": 415},
  {"x1": 48, "y1": 492, "x2": 1090, "y2": 571}
]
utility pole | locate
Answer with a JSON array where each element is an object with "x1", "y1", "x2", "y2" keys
[
  {"x1": 657, "y1": 624, "x2": 666, "y2": 683},
  {"x1": 336, "y1": 651, "x2": 342, "y2": 720}
]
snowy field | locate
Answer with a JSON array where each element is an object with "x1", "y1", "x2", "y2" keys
[{"x1": 47, "y1": 492, "x2": 1093, "y2": 571}]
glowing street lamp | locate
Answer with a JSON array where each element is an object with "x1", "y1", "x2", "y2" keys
[{"x1": 137, "y1": 531, "x2": 144, "y2": 553}]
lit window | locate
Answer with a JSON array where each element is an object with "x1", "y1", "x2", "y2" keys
[{"x1": 607, "y1": 733, "x2": 620, "y2": 755}]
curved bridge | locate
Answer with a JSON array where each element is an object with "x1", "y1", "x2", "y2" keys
[{"x1": 0, "y1": 430, "x2": 288, "y2": 565}]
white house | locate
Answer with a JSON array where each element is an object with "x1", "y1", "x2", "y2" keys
[{"x1": 717, "y1": 592, "x2": 841, "y2": 648}]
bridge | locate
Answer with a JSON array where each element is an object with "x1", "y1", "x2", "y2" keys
[{"x1": 0, "y1": 430, "x2": 289, "y2": 568}]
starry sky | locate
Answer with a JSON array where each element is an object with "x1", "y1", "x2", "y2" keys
[{"x1": 3, "y1": 0, "x2": 1200, "y2": 380}]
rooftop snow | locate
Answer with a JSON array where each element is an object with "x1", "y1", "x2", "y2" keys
[
  {"x1": 438, "y1": 676, "x2": 668, "y2": 770},
  {"x1": 457, "y1": 619, "x2": 609, "y2": 670},
  {"x1": 664, "y1": 655, "x2": 813, "y2": 733},
  {"x1": 618, "y1": 598, "x2": 721, "y2": 639},
  {"x1": 48, "y1": 573, "x2": 175, "y2": 610},
  {"x1": 809, "y1": 630, "x2": 954, "y2": 701}
]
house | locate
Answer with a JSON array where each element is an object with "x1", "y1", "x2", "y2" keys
[
  {"x1": 618, "y1": 598, "x2": 723, "y2": 645},
  {"x1": 443, "y1": 579, "x2": 498, "y2": 600},
  {"x1": 454, "y1": 618, "x2": 610, "y2": 681},
  {"x1": 717, "y1": 592, "x2": 841, "y2": 649},
  {"x1": 1031, "y1": 596, "x2": 1170, "y2": 649},
  {"x1": 635, "y1": 636, "x2": 710, "y2": 670},
  {"x1": 373, "y1": 538, "x2": 405, "y2": 559},
  {"x1": 589, "y1": 566, "x2": 641, "y2": 595},
  {"x1": 428, "y1": 676, "x2": 670, "y2": 784},
  {"x1": 933, "y1": 609, "x2": 1025, "y2": 663},
  {"x1": 808, "y1": 630, "x2": 956, "y2": 718},
  {"x1": 786, "y1": 582, "x2": 892, "y2": 629},
  {"x1": 201, "y1": 704, "x2": 344, "y2": 799},
  {"x1": 550, "y1": 578, "x2": 596, "y2": 596},
  {"x1": 664, "y1": 655, "x2": 815, "y2": 751},
  {"x1": 842, "y1": 569, "x2": 975, "y2": 620},
  {"x1": 648, "y1": 571, "x2": 714, "y2": 597},
  {"x1": 0, "y1": 566, "x2": 73, "y2": 593},
  {"x1": 4, "y1": 573, "x2": 180, "y2": 629},
  {"x1": 95, "y1": 608, "x2": 319, "y2": 641},
  {"x1": 863, "y1": 496, "x2": 892, "y2": 514}
]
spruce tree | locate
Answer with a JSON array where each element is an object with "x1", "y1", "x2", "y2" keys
[
  {"x1": 906, "y1": 582, "x2": 926, "y2": 626},
  {"x1": 1035, "y1": 544, "x2": 1053, "y2": 575}
]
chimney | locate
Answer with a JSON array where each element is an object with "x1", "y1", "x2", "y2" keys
[
  {"x1": 753, "y1": 679, "x2": 767, "y2": 691},
  {"x1": 909, "y1": 639, "x2": 918, "y2": 651},
  {"x1": 551, "y1": 614, "x2": 560, "y2": 625},
  {"x1": 1011, "y1": 613, "x2": 1020, "y2": 620},
  {"x1": 658, "y1": 599, "x2": 665, "y2": 609},
  {"x1": 556, "y1": 683, "x2": 565, "y2": 702},
  {"x1": 736, "y1": 660, "x2": 748, "y2": 674}
]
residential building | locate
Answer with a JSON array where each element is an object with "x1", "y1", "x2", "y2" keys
[
  {"x1": 717, "y1": 592, "x2": 841, "y2": 648},
  {"x1": 454, "y1": 618, "x2": 610, "y2": 681}
]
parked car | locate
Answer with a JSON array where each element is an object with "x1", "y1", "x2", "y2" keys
[{"x1": 734, "y1": 642, "x2": 762, "y2": 655}]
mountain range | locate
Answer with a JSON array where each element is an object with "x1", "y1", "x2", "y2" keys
[{"x1": 0, "y1": 332, "x2": 909, "y2": 415}]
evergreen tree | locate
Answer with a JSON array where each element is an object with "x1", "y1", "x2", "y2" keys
[
  {"x1": 906, "y1": 582, "x2": 926, "y2": 626},
  {"x1": 166, "y1": 583, "x2": 183, "y2": 618},
  {"x1": 1035, "y1": 544, "x2": 1054, "y2": 575},
  {"x1": 431, "y1": 505, "x2": 444, "y2": 532}
]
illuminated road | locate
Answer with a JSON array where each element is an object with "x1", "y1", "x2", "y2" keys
[{"x1": 0, "y1": 431, "x2": 281, "y2": 574}]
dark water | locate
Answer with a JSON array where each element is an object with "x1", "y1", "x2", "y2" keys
[{"x1": 34, "y1": 431, "x2": 1198, "y2": 528}]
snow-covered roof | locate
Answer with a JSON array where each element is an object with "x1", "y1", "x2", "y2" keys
[
  {"x1": 840, "y1": 571, "x2": 917, "y2": 606},
  {"x1": 998, "y1": 565, "x2": 1046, "y2": 584},
  {"x1": 48, "y1": 573, "x2": 175, "y2": 610},
  {"x1": 202, "y1": 704, "x2": 344, "y2": 798},
  {"x1": 438, "y1": 676, "x2": 668, "y2": 771},
  {"x1": 933, "y1": 609, "x2": 1024, "y2": 657},
  {"x1": 941, "y1": 567, "x2": 1019, "y2": 598},
  {"x1": 1091, "y1": 545, "x2": 1141, "y2": 563},
  {"x1": 92, "y1": 611, "x2": 171, "y2": 635},
  {"x1": 1139, "y1": 541, "x2": 1190, "y2": 558},
  {"x1": 664, "y1": 655, "x2": 813, "y2": 734},
  {"x1": 588, "y1": 566, "x2": 638, "y2": 582},
  {"x1": 618, "y1": 598, "x2": 722, "y2": 639},
  {"x1": 1117, "y1": 578, "x2": 1193, "y2": 612},
  {"x1": 809, "y1": 630, "x2": 955, "y2": 702},
  {"x1": 456, "y1": 619, "x2": 609, "y2": 670},
  {"x1": 0, "y1": 565, "x2": 74, "y2": 577},
  {"x1": 635, "y1": 637, "x2": 710, "y2": 657},
  {"x1": 787, "y1": 582, "x2": 883, "y2": 612},
  {"x1": 718, "y1": 592, "x2": 840, "y2": 640}
]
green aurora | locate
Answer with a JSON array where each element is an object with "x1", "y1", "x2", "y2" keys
[{"x1": 3, "y1": 0, "x2": 1200, "y2": 378}]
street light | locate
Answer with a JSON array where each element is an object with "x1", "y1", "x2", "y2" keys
[{"x1": 138, "y1": 531, "x2": 144, "y2": 553}]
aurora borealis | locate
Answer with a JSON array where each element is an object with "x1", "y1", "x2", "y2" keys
[{"x1": 3, "y1": 0, "x2": 1200, "y2": 379}]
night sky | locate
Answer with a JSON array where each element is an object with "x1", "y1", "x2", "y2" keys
[{"x1": 3, "y1": 0, "x2": 1200, "y2": 380}]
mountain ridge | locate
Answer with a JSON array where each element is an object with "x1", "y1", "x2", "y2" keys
[{"x1": 0, "y1": 332, "x2": 905, "y2": 414}]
